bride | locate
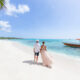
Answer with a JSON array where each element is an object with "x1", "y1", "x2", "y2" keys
[{"x1": 40, "y1": 41, "x2": 53, "y2": 68}]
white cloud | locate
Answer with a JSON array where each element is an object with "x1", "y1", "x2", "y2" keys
[
  {"x1": 5, "y1": 0, "x2": 30, "y2": 16},
  {"x1": 0, "y1": 21, "x2": 11, "y2": 32}
]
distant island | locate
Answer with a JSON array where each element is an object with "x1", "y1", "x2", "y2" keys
[{"x1": 0, "y1": 37, "x2": 23, "y2": 39}]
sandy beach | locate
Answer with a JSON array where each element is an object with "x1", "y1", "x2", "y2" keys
[{"x1": 0, "y1": 40, "x2": 80, "y2": 80}]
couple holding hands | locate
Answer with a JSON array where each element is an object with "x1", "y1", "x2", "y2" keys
[{"x1": 33, "y1": 40, "x2": 53, "y2": 68}]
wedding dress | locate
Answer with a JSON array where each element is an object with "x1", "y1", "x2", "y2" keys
[{"x1": 40, "y1": 45, "x2": 53, "y2": 67}]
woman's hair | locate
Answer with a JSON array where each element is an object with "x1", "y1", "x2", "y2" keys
[{"x1": 42, "y1": 41, "x2": 45, "y2": 44}]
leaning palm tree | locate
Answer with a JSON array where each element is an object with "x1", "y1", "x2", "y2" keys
[{"x1": 0, "y1": 0, "x2": 5, "y2": 9}]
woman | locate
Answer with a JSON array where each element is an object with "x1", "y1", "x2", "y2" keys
[{"x1": 40, "y1": 41, "x2": 53, "y2": 68}]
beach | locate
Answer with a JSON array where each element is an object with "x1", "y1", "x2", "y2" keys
[{"x1": 0, "y1": 40, "x2": 80, "y2": 80}]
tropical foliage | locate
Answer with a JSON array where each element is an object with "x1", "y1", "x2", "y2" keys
[{"x1": 0, "y1": 0, "x2": 5, "y2": 9}]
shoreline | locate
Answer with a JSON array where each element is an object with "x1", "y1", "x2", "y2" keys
[
  {"x1": 0, "y1": 40, "x2": 80, "y2": 80},
  {"x1": 12, "y1": 40, "x2": 80, "y2": 61}
]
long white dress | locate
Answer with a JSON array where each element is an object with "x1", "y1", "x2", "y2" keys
[{"x1": 40, "y1": 46, "x2": 53, "y2": 67}]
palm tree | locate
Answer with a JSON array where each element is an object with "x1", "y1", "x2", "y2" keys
[{"x1": 0, "y1": 0, "x2": 5, "y2": 9}]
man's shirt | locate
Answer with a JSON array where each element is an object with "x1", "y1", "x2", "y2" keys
[{"x1": 34, "y1": 43, "x2": 40, "y2": 53}]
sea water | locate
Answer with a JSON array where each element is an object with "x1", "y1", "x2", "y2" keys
[{"x1": 11, "y1": 39, "x2": 80, "y2": 58}]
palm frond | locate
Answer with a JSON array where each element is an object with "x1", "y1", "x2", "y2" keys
[{"x1": 0, "y1": 0, "x2": 6, "y2": 9}]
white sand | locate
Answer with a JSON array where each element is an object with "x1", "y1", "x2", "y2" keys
[{"x1": 0, "y1": 40, "x2": 80, "y2": 80}]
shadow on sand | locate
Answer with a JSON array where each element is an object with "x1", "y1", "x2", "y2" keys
[
  {"x1": 22, "y1": 60, "x2": 52, "y2": 69},
  {"x1": 22, "y1": 60, "x2": 43, "y2": 66}
]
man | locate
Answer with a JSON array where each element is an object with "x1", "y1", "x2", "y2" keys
[{"x1": 33, "y1": 40, "x2": 40, "y2": 63}]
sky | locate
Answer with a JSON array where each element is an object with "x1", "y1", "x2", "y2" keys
[{"x1": 0, "y1": 0, "x2": 80, "y2": 39}]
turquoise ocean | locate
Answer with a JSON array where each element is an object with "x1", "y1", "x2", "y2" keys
[{"x1": 11, "y1": 39, "x2": 80, "y2": 58}]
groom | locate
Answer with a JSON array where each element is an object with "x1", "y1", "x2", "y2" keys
[{"x1": 33, "y1": 40, "x2": 40, "y2": 63}]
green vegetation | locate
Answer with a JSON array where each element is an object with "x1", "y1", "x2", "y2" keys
[
  {"x1": 0, "y1": 0, "x2": 5, "y2": 9},
  {"x1": 0, "y1": 37, "x2": 23, "y2": 39}
]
